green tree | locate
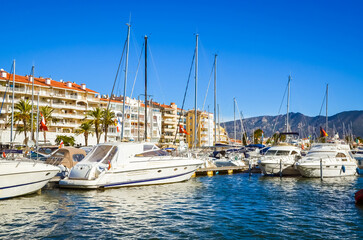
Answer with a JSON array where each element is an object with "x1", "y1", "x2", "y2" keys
[
  {"x1": 242, "y1": 132, "x2": 248, "y2": 145},
  {"x1": 253, "y1": 129, "x2": 263, "y2": 144},
  {"x1": 55, "y1": 135, "x2": 75, "y2": 146},
  {"x1": 10, "y1": 99, "x2": 32, "y2": 142},
  {"x1": 102, "y1": 109, "x2": 115, "y2": 142},
  {"x1": 40, "y1": 106, "x2": 54, "y2": 144},
  {"x1": 86, "y1": 107, "x2": 103, "y2": 144},
  {"x1": 75, "y1": 121, "x2": 94, "y2": 146}
]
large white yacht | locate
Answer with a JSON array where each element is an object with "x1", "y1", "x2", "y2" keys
[
  {"x1": 258, "y1": 145, "x2": 302, "y2": 176},
  {"x1": 296, "y1": 143, "x2": 357, "y2": 177},
  {"x1": 59, "y1": 142, "x2": 204, "y2": 189},
  {"x1": 352, "y1": 147, "x2": 363, "y2": 175},
  {"x1": 0, "y1": 159, "x2": 60, "y2": 199}
]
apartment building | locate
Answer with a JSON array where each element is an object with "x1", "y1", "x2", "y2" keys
[
  {"x1": 0, "y1": 69, "x2": 100, "y2": 145},
  {"x1": 186, "y1": 110, "x2": 215, "y2": 148},
  {"x1": 100, "y1": 97, "x2": 162, "y2": 143},
  {"x1": 0, "y1": 68, "x2": 216, "y2": 148},
  {"x1": 152, "y1": 102, "x2": 187, "y2": 147}
]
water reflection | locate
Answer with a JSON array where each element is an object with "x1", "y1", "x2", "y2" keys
[{"x1": 1, "y1": 175, "x2": 363, "y2": 239}]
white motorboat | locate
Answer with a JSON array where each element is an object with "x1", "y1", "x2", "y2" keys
[
  {"x1": 352, "y1": 147, "x2": 363, "y2": 174},
  {"x1": 258, "y1": 145, "x2": 302, "y2": 176},
  {"x1": 59, "y1": 142, "x2": 204, "y2": 189},
  {"x1": 0, "y1": 159, "x2": 60, "y2": 200},
  {"x1": 296, "y1": 143, "x2": 357, "y2": 177}
]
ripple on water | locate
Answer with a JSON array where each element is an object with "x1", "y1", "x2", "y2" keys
[{"x1": 1, "y1": 175, "x2": 363, "y2": 239}]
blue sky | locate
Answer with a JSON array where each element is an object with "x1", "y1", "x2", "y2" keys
[{"x1": 1, "y1": 0, "x2": 362, "y2": 121}]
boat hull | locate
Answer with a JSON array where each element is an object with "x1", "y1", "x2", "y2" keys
[
  {"x1": 297, "y1": 163, "x2": 357, "y2": 178},
  {"x1": 0, "y1": 160, "x2": 60, "y2": 199},
  {"x1": 259, "y1": 161, "x2": 300, "y2": 176},
  {"x1": 59, "y1": 162, "x2": 202, "y2": 189}
]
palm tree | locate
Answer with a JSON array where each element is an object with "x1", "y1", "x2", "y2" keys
[
  {"x1": 102, "y1": 109, "x2": 115, "y2": 142},
  {"x1": 86, "y1": 107, "x2": 103, "y2": 144},
  {"x1": 40, "y1": 106, "x2": 54, "y2": 144},
  {"x1": 75, "y1": 121, "x2": 94, "y2": 146},
  {"x1": 11, "y1": 99, "x2": 32, "y2": 142}
]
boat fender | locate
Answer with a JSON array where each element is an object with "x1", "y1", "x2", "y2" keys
[{"x1": 341, "y1": 165, "x2": 346, "y2": 173}]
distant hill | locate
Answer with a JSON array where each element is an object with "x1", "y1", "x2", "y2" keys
[{"x1": 222, "y1": 111, "x2": 363, "y2": 139}]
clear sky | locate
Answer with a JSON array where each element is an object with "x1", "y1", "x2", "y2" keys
[{"x1": 1, "y1": 0, "x2": 362, "y2": 121}]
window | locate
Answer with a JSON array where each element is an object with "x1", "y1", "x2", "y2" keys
[
  {"x1": 136, "y1": 150, "x2": 169, "y2": 157},
  {"x1": 86, "y1": 145, "x2": 114, "y2": 163},
  {"x1": 265, "y1": 150, "x2": 277, "y2": 156},
  {"x1": 276, "y1": 151, "x2": 290, "y2": 156},
  {"x1": 143, "y1": 145, "x2": 154, "y2": 151},
  {"x1": 102, "y1": 147, "x2": 118, "y2": 164},
  {"x1": 336, "y1": 153, "x2": 346, "y2": 158},
  {"x1": 73, "y1": 154, "x2": 85, "y2": 162}
]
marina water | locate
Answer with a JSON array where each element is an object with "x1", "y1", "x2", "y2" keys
[{"x1": 1, "y1": 174, "x2": 363, "y2": 239}]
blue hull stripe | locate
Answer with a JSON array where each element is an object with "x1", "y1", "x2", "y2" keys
[
  {"x1": 0, "y1": 177, "x2": 53, "y2": 190},
  {"x1": 103, "y1": 170, "x2": 196, "y2": 188}
]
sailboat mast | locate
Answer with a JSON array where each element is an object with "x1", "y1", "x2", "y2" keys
[
  {"x1": 286, "y1": 75, "x2": 291, "y2": 133},
  {"x1": 218, "y1": 103, "x2": 220, "y2": 142},
  {"x1": 36, "y1": 93, "x2": 39, "y2": 157},
  {"x1": 10, "y1": 60, "x2": 15, "y2": 144},
  {"x1": 325, "y1": 84, "x2": 328, "y2": 133},
  {"x1": 144, "y1": 35, "x2": 148, "y2": 141},
  {"x1": 121, "y1": 24, "x2": 131, "y2": 141},
  {"x1": 214, "y1": 54, "x2": 217, "y2": 145},
  {"x1": 234, "y1": 97, "x2": 236, "y2": 143},
  {"x1": 30, "y1": 66, "x2": 35, "y2": 141},
  {"x1": 194, "y1": 34, "x2": 198, "y2": 148}
]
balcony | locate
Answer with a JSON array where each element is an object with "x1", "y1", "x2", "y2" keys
[
  {"x1": 164, "y1": 128, "x2": 176, "y2": 133},
  {"x1": 52, "y1": 113, "x2": 84, "y2": 119}
]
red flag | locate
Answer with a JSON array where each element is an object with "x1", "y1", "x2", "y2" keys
[
  {"x1": 108, "y1": 160, "x2": 112, "y2": 170},
  {"x1": 320, "y1": 127, "x2": 328, "y2": 137},
  {"x1": 179, "y1": 125, "x2": 189, "y2": 135},
  {"x1": 40, "y1": 112, "x2": 48, "y2": 131},
  {"x1": 59, "y1": 140, "x2": 64, "y2": 149},
  {"x1": 2, "y1": 152, "x2": 6, "y2": 158}
]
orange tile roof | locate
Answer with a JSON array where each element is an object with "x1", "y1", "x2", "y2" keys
[{"x1": 0, "y1": 71, "x2": 98, "y2": 94}]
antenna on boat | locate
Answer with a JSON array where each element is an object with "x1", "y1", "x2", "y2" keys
[{"x1": 121, "y1": 23, "x2": 131, "y2": 141}]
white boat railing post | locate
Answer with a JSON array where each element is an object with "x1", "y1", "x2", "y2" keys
[
  {"x1": 320, "y1": 158, "x2": 323, "y2": 181},
  {"x1": 279, "y1": 159, "x2": 282, "y2": 178}
]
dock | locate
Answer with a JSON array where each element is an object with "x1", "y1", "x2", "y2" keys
[{"x1": 195, "y1": 166, "x2": 261, "y2": 177}]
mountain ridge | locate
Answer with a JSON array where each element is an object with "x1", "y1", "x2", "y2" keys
[{"x1": 222, "y1": 110, "x2": 363, "y2": 140}]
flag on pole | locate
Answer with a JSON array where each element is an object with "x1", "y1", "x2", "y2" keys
[
  {"x1": 108, "y1": 159, "x2": 112, "y2": 170},
  {"x1": 2, "y1": 152, "x2": 6, "y2": 158},
  {"x1": 40, "y1": 112, "x2": 48, "y2": 131},
  {"x1": 320, "y1": 127, "x2": 328, "y2": 137},
  {"x1": 114, "y1": 119, "x2": 120, "y2": 132},
  {"x1": 179, "y1": 125, "x2": 189, "y2": 135},
  {"x1": 59, "y1": 140, "x2": 64, "y2": 149}
]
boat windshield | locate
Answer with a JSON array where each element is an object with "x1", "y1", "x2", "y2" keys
[
  {"x1": 265, "y1": 150, "x2": 277, "y2": 156},
  {"x1": 86, "y1": 145, "x2": 115, "y2": 163},
  {"x1": 276, "y1": 151, "x2": 290, "y2": 156},
  {"x1": 135, "y1": 150, "x2": 169, "y2": 157},
  {"x1": 306, "y1": 151, "x2": 336, "y2": 158}
]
